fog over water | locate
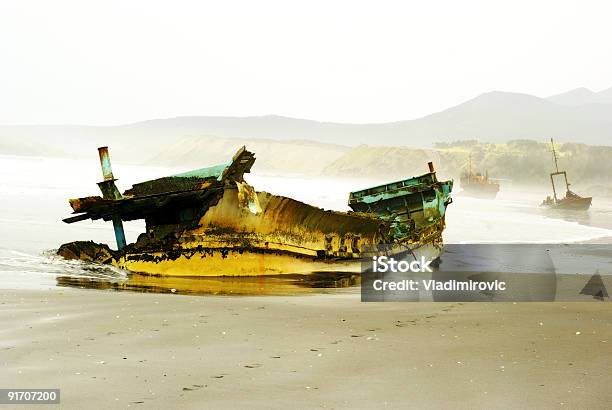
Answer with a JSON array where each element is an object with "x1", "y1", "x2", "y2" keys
[{"x1": 2, "y1": 154, "x2": 612, "y2": 290}]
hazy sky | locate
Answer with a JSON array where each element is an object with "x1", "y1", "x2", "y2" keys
[{"x1": 1, "y1": 0, "x2": 611, "y2": 125}]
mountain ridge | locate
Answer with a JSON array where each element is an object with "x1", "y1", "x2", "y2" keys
[
  {"x1": 1, "y1": 87, "x2": 612, "y2": 158},
  {"x1": 547, "y1": 86, "x2": 612, "y2": 106}
]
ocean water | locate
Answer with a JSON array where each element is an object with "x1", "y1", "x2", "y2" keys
[{"x1": 2, "y1": 154, "x2": 612, "y2": 291}]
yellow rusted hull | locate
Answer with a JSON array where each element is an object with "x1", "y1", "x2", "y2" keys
[
  {"x1": 115, "y1": 188, "x2": 382, "y2": 276},
  {"x1": 117, "y1": 249, "x2": 361, "y2": 277},
  {"x1": 59, "y1": 186, "x2": 445, "y2": 277}
]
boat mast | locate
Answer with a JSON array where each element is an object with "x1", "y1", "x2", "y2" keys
[
  {"x1": 551, "y1": 138, "x2": 571, "y2": 193},
  {"x1": 550, "y1": 138, "x2": 560, "y2": 173},
  {"x1": 549, "y1": 138, "x2": 558, "y2": 201},
  {"x1": 549, "y1": 138, "x2": 573, "y2": 201}
]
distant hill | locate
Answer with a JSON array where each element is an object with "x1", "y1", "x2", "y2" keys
[
  {"x1": 2, "y1": 87, "x2": 612, "y2": 160},
  {"x1": 385, "y1": 91, "x2": 598, "y2": 143},
  {"x1": 323, "y1": 140, "x2": 612, "y2": 194},
  {"x1": 147, "y1": 135, "x2": 349, "y2": 175},
  {"x1": 547, "y1": 86, "x2": 612, "y2": 106}
]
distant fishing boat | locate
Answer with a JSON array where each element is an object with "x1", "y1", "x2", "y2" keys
[
  {"x1": 540, "y1": 138, "x2": 592, "y2": 211},
  {"x1": 459, "y1": 154, "x2": 500, "y2": 199}
]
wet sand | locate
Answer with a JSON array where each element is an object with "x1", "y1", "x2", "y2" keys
[{"x1": 1, "y1": 288, "x2": 611, "y2": 409}]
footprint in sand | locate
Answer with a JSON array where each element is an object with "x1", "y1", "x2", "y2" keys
[{"x1": 182, "y1": 384, "x2": 206, "y2": 391}]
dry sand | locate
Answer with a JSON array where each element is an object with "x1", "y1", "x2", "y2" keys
[{"x1": 1, "y1": 288, "x2": 611, "y2": 409}]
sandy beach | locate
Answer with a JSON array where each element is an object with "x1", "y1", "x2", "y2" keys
[{"x1": 1, "y1": 288, "x2": 611, "y2": 409}]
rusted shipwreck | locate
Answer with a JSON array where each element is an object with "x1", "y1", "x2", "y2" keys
[
  {"x1": 541, "y1": 138, "x2": 591, "y2": 211},
  {"x1": 58, "y1": 147, "x2": 453, "y2": 276},
  {"x1": 460, "y1": 155, "x2": 499, "y2": 199}
]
